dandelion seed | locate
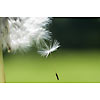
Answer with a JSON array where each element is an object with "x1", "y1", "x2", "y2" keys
[
  {"x1": 56, "y1": 73, "x2": 59, "y2": 80},
  {"x1": 38, "y1": 40, "x2": 60, "y2": 57}
]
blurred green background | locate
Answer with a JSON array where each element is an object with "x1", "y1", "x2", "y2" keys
[{"x1": 4, "y1": 17, "x2": 100, "y2": 83}]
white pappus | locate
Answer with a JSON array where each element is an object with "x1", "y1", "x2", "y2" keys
[
  {"x1": 38, "y1": 40, "x2": 60, "y2": 57},
  {"x1": 0, "y1": 17, "x2": 60, "y2": 57}
]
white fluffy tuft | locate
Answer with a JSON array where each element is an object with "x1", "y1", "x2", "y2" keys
[
  {"x1": 0, "y1": 17, "x2": 60, "y2": 56},
  {"x1": 38, "y1": 40, "x2": 60, "y2": 57},
  {"x1": 7, "y1": 17, "x2": 51, "y2": 52}
]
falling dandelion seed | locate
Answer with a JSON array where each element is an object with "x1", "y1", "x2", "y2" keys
[
  {"x1": 38, "y1": 40, "x2": 60, "y2": 57},
  {"x1": 56, "y1": 73, "x2": 59, "y2": 80}
]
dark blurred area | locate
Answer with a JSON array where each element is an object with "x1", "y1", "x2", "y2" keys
[{"x1": 50, "y1": 18, "x2": 100, "y2": 49}]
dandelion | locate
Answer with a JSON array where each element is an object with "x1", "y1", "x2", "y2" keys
[{"x1": 0, "y1": 17, "x2": 60, "y2": 83}]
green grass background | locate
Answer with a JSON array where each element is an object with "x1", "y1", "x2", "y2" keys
[{"x1": 3, "y1": 49, "x2": 100, "y2": 83}]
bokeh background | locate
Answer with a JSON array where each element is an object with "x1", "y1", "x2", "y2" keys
[{"x1": 4, "y1": 17, "x2": 100, "y2": 83}]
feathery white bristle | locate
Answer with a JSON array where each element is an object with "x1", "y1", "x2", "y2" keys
[
  {"x1": 38, "y1": 40, "x2": 60, "y2": 57},
  {"x1": 3, "y1": 17, "x2": 51, "y2": 52},
  {"x1": 0, "y1": 17, "x2": 60, "y2": 57}
]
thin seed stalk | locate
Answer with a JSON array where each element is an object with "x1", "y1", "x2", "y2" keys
[
  {"x1": 0, "y1": 44, "x2": 5, "y2": 83},
  {"x1": 0, "y1": 18, "x2": 9, "y2": 83}
]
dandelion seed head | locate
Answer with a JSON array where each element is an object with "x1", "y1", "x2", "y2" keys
[
  {"x1": 0, "y1": 17, "x2": 60, "y2": 57},
  {"x1": 2, "y1": 17, "x2": 51, "y2": 52}
]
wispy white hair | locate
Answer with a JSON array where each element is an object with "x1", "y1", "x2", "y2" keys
[
  {"x1": 38, "y1": 40, "x2": 60, "y2": 57},
  {"x1": 0, "y1": 17, "x2": 60, "y2": 56}
]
